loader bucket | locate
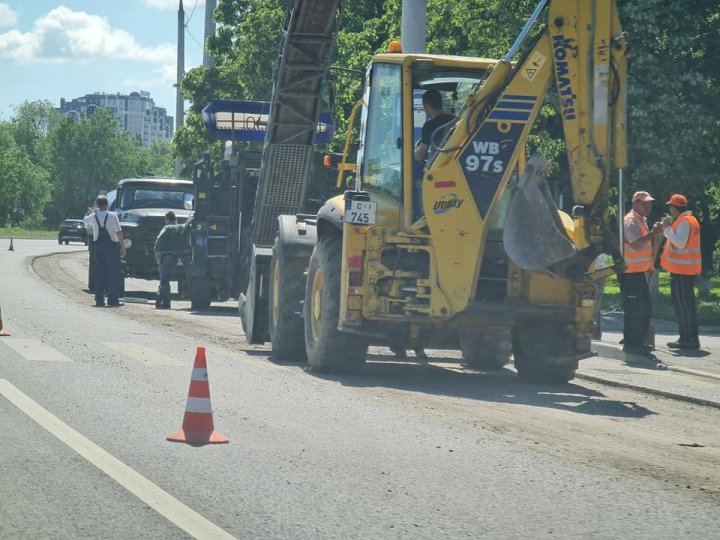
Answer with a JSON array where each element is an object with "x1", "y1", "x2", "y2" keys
[{"x1": 503, "y1": 156, "x2": 580, "y2": 271}]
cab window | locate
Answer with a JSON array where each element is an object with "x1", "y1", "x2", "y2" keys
[{"x1": 360, "y1": 63, "x2": 403, "y2": 200}]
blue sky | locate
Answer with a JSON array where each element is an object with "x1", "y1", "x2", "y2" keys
[{"x1": 0, "y1": 1, "x2": 208, "y2": 120}]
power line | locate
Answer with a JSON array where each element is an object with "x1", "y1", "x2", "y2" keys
[
  {"x1": 185, "y1": 26, "x2": 204, "y2": 50},
  {"x1": 182, "y1": 0, "x2": 203, "y2": 51},
  {"x1": 185, "y1": 0, "x2": 199, "y2": 25}
]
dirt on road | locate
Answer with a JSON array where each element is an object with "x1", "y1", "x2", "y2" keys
[{"x1": 34, "y1": 250, "x2": 720, "y2": 502}]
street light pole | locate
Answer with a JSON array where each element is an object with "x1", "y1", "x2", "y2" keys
[
  {"x1": 174, "y1": 0, "x2": 185, "y2": 178},
  {"x1": 203, "y1": 0, "x2": 217, "y2": 67}
]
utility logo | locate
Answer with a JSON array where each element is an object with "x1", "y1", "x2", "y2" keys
[
  {"x1": 433, "y1": 193, "x2": 464, "y2": 214},
  {"x1": 552, "y1": 34, "x2": 577, "y2": 121}
]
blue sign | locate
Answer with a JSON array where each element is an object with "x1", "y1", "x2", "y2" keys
[{"x1": 201, "y1": 99, "x2": 334, "y2": 143}]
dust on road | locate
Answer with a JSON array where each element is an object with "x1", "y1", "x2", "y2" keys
[{"x1": 34, "y1": 250, "x2": 720, "y2": 502}]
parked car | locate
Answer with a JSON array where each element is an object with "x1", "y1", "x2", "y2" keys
[{"x1": 58, "y1": 219, "x2": 88, "y2": 245}]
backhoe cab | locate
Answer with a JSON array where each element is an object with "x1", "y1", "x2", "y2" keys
[{"x1": 273, "y1": 0, "x2": 628, "y2": 383}]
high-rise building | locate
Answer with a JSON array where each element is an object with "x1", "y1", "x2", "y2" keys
[{"x1": 58, "y1": 91, "x2": 174, "y2": 147}]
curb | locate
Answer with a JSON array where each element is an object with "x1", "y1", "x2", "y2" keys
[
  {"x1": 584, "y1": 341, "x2": 720, "y2": 409},
  {"x1": 575, "y1": 372, "x2": 720, "y2": 410},
  {"x1": 591, "y1": 341, "x2": 720, "y2": 381}
]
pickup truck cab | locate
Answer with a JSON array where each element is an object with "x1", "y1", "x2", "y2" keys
[{"x1": 112, "y1": 177, "x2": 194, "y2": 284}]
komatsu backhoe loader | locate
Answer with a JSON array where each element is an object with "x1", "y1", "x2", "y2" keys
[{"x1": 269, "y1": 0, "x2": 627, "y2": 383}]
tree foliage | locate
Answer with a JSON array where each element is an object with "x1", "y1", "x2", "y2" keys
[
  {"x1": 0, "y1": 101, "x2": 175, "y2": 228},
  {"x1": 0, "y1": 124, "x2": 50, "y2": 227},
  {"x1": 173, "y1": 0, "x2": 719, "y2": 259},
  {"x1": 2, "y1": 1, "x2": 718, "y2": 263}
]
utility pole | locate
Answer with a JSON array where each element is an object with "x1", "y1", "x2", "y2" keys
[
  {"x1": 203, "y1": 0, "x2": 217, "y2": 67},
  {"x1": 174, "y1": 0, "x2": 185, "y2": 178},
  {"x1": 401, "y1": 0, "x2": 426, "y2": 54}
]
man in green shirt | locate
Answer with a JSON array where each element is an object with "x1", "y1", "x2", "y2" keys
[{"x1": 153, "y1": 210, "x2": 192, "y2": 309}]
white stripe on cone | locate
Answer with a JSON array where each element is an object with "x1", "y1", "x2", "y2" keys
[
  {"x1": 191, "y1": 368, "x2": 208, "y2": 381},
  {"x1": 185, "y1": 397, "x2": 213, "y2": 414}
]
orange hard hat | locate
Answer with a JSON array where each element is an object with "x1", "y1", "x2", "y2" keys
[{"x1": 666, "y1": 193, "x2": 688, "y2": 206}]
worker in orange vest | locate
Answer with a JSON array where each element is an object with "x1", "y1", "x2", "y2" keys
[
  {"x1": 620, "y1": 191, "x2": 663, "y2": 355},
  {"x1": 660, "y1": 194, "x2": 702, "y2": 349}
]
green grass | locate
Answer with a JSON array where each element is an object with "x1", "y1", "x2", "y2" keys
[
  {"x1": 0, "y1": 227, "x2": 56, "y2": 239},
  {"x1": 602, "y1": 272, "x2": 720, "y2": 326}
]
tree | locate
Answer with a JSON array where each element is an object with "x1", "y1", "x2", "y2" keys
[
  {"x1": 47, "y1": 109, "x2": 148, "y2": 224},
  {"x1": 0, "y1": 123, "x2": 50, "y2": 227},
  {"x1": 141, "y1": 141, "x2": 175, "y2": 178},
  {"x1": 11, "y1": 100, "x2": 59, "y2": 170}
]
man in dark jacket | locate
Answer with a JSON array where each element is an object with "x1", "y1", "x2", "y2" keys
[{"x1": 153, "y1": 211, "x2": 191, "y2": 309}]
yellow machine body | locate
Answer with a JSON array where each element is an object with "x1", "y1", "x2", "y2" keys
[{"x1": 311, "y1": 0, "x2": 628, "y2": 378}]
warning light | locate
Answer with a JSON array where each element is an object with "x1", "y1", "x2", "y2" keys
[
  {"x1": 324, "y1": 154, "x2": 332, "y2": 168},
  {"x1": 388, "y1": 40, "x2": 402, "y2": 53}
]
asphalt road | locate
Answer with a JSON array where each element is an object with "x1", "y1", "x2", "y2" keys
[{"x1": 1, "y1": 239, "x2": 719, "y2": 539}]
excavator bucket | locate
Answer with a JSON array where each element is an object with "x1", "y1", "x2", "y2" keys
[{"x1": 503, "y1": 156, "x2": 580, "y2": 271}]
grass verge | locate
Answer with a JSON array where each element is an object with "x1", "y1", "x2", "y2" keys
[
  {"x1": 0, "y1": 227, "x2": 56, "y2": 239},
  {"x1": 602, "y1": 272, "x2": 720, "y2": 326}
]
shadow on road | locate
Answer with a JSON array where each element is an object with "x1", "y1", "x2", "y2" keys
[
  {"x1": 667, "y1": 349, "x2": 711, "y2": 358},
  {"x1": 302, "y1": 354, "x2": 654, "y2": 419},
  {"x1": 182, "y1": 305, "x2": 239, "y2": 317}
]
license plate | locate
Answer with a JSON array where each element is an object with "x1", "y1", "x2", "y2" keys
[{"x1": 345, "y1": 200, "x2": 377, "y2": 225}]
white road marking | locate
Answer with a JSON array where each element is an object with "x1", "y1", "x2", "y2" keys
[
  {"x1": 0, "y1": 379, "x2": 236, "y2": 540},
  {"x1": 2, "y1": 339, "x2": 72, "y2": 362},
  {"x1": 103, "y1": 342, "x2": 184, "y2": 366}
]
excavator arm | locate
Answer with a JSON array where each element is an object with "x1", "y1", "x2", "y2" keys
[{"x1": 423, "y1": 0, "x2": 627, "y2": 312}]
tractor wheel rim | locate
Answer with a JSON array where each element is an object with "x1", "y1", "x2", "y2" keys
[{"x1": 311, "y1": 269, "x2": 323, "y2": 339}]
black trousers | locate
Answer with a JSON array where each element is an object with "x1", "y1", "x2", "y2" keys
[
  {"x1": 618, "y1": 272, "x2": 651, "y2": 347},
  {"x1": 670, "y1": 273, "x2": 699, "y2": 345}
]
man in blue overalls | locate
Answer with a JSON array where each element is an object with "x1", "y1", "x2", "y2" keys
[{"x1": 84, "y1": 195, "x2": 126, "y2": 307}]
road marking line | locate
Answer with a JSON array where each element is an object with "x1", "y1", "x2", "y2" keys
[
  {"x1": 0, "y1": 379, "x2": 236, "y2": 540},
  {"x1": 103, "y1": 342, "x2": 184, "y2": 366},
  {"x1": 2, "y1": 339, "x2": 72, "y2": 362}
]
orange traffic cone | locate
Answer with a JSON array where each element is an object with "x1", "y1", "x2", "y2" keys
[
  {"x1": 167, "y1": 346, "x2": 228, "y2": 446},
  {"x1": 8, "y1": 238, "x2": 14, "y2": 251},
  {"x1": 0, "y1": 304, "x2": 10, "y2": 336}
]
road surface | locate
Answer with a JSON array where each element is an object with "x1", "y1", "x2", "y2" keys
[{"x1": 1, "y1": 240, "x2": 718, "y2": 539}]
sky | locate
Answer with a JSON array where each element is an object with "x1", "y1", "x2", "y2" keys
[{"x1": 0, "y1": 0, "x2": 208, "y2": 121}]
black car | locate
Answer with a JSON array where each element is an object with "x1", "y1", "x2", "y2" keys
[{"x1": 58, "y1": 219, "x2": 88, "y2": 245}]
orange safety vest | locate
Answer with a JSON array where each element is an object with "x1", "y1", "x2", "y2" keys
[
  {"x1": 661, "y1": 213, "x2": 701, "y2": 275},
  {"x1": 623, "y1": 211, "x2": 654, "y2": 273}
]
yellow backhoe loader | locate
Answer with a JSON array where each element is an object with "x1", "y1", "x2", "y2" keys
[{"x1": 269, "y1": 0, "x2": 627, "y2": 383}]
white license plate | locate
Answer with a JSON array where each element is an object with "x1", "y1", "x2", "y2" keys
[{"x1": 345, "y1": 200, "x2": 377, "y2": 225}]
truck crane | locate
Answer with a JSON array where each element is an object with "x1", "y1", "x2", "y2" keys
[{"x1": 267, "y1": 0, "x2": 628, "y2": 383}]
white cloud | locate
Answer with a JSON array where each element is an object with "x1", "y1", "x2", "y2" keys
[
  {"x1": 0, "y1": 6, "x2": 174, "y2": 64},
  {"x1": 0, "y1": 4, "x2": 18, "y2": 27},
  {"x1": 141, "y1": 0, "x2": 205, "y2": 11}
]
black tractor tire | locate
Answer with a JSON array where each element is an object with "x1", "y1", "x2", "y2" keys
[
  {"x1": 512, "y1": 323, "x2": 578, "y2": 383},
  {"x1": 191, "y1": 276, "x2": 212, "y2": 309},
  {"x1": 304, "y1": 234, "x2": 368, "y2": 373},
  {"x1": 459, "y1": 326, "x2": 512, "y2": 369},
  {"x1": 58, "y1": 238, "x2": 62, "y2": 245},
  {"x1": 64, "y1": 240, "x2": 69, "y2": 245},
  {"x1": 268, "y1": 239, "x2": 308, "y2": 362}
]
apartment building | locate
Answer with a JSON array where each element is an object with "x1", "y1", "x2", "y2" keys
[{"x1": 59, "y1": 91, "x2": 174, "y2": 147}]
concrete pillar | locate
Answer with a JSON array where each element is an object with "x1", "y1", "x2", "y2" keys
[{"x1": 401, "y1": 0, "x2": 426, "y2": 54}]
